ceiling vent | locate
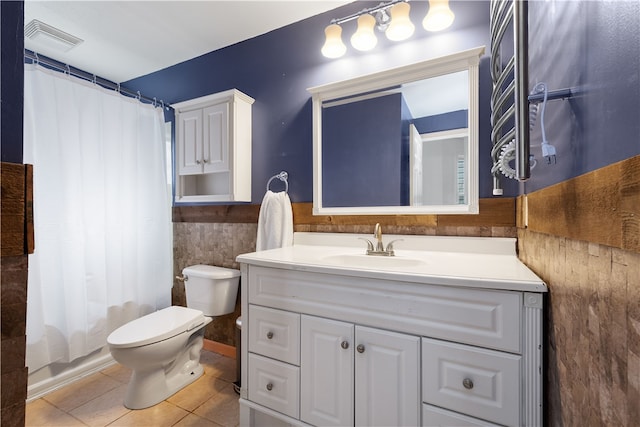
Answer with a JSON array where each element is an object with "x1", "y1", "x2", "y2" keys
[{"x1": 25, "y1": 19, "x2": 83, "y2": 52}]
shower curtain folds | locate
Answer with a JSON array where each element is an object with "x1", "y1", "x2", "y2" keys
[{"x1": 23, "y1": 64, "x2": 172, "y2": 372}]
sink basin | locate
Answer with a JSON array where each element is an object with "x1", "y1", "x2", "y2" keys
[{"x1": 321, "y1": 254, "x2": 426, "y2": 269}]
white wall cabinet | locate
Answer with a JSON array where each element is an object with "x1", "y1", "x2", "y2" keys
[
  {"x1": 173, "y1": 89, "x2": 253, "y2": 203},
  {"x1": 238, "y1": 263, "x2": 544, "y2": 427}
]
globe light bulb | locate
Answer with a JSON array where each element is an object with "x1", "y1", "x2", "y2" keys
[
  {"x1": 386, "y1": 2, "x2": 415, "y2": 42},
  {"x1": 321, "y1": 24, "x2": 347, "y2": 58},
  {"x1": 350, "y1": 14, "x2": 377, "y2": 51},
  {"x1": 423, "y1": 0, "x2": 455, "y2": 32}
]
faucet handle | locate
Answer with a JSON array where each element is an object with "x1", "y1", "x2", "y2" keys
[
  {"x1": 358, "y1": 238, "x2": 374, "y2": 252},
  {"x1": 384, "y1": 239, "x2": 403, "y2": 255}
]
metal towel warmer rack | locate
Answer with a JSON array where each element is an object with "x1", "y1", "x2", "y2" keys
[{"x1": 490, "y1": 0, "x2": 530, "y2": 195}]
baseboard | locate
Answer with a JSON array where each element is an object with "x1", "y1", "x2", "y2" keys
[
  {"x1": 203, "y1": 339, "x2": 236, "y2": 359},
  {"x1": 27, "y1": 352, "x2": 116, "y2": 402}
]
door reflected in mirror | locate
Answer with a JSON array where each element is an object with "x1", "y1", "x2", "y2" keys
[
  {"x1": 309, "y1": 47, "x2": 484, "y2": 215},
  {"x1": 411, "y1": 127, "x2": 469, "y2": 206}
]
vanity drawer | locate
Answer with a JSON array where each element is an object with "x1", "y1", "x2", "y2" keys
[
  {"x1": 422, "y1": 404, "x2": 501, "y2": 426},
  {"x1": 422, "y1": 338, "x2": 521, "y2": 426},
  {"x1": 249, "y1": 305, "x2": 300, "y2": 365},
  {"x1": 248, "y1": 353, "x2": 300, "y2": 419}
]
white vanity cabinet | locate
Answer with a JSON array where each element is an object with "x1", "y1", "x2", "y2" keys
[
  {"x1": 173, "y1": 89, "x2": 253, "y2": 203},
  {"x1": 237, "y1": 234, "x2": 546, "y2": 427}
]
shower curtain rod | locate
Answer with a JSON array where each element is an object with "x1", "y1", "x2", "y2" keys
[{"x1": 24, "y1": 50, "x2": 172, "y2": 111}]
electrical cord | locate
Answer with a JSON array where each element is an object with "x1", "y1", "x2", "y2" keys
[{"x1": 530, "y1": 82, "x2": 557, "y2": 164}]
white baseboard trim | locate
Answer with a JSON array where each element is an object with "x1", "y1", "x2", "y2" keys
[{"x1": 27, "y1": 353, "x2": 116, "y2": 402}]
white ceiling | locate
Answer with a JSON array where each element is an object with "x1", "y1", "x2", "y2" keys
[{"x1": 24, "y1": 1, "x2": 350, "y2": 83}]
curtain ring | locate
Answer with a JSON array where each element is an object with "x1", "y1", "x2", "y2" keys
[
  {"x1": 136, "y1": 91, "x2": 141, "y2": 100},
  {"x1": 153, "y1": 97, "x2": 157, "y2": 107},
  {"x1": 117, "y1": 83, "x2": 121, "y2": 93},
  {"x1": 65, "y1": 64, "x2": 71, "y2": 75},
  {"x1": 34, "y1": 52, "x2": 40, "y2": 65}
]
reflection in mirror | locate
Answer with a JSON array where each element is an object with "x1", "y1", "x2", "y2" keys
[
  {"x1": 309, "y1": 47, "x2": 484, "y2": 215},
  {"x1": 411, "y1": 127, "x2": 468, "y2": 206}
]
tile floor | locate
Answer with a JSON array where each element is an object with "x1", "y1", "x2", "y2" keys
[{"x1": 25, "y1": 350, "x2": 239, "y2": 427}]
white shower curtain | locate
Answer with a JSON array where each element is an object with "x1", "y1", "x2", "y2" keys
[{"x1": 23, "y1": 64, "x2": 172, "y2": 372}]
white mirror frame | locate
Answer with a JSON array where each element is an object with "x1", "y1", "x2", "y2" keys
[{"x1": 308, "y1": 46, "x2": 485, "y2": 216}]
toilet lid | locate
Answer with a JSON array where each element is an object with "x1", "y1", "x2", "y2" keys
[{"x1": 107, "y1": 306, "x2": 206, "y2": 349}]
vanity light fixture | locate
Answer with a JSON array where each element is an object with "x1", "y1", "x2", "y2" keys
[{"x1": 322, "y1": 0, "x2": 455, "y2": 58}]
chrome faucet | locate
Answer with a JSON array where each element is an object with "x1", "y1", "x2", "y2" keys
[
  {"x1": 374, "y1": 223, "x2": 384, "y2": 252},
  {"x1": 359, "y1": 223, "x2": 403, "y2": 256}
]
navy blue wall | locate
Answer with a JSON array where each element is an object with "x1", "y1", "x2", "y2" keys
[
  {"x1": 1, "y1": 1, "x2": 24, "y2": 163},
  {"x1": 525, "y1": 0, "x2": 640, "y2": 193},
  {"x1": 124, "y1": 1, "x2": 495, "y2": 204}
]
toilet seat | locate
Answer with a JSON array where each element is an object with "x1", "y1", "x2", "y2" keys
[{"x1": 107, "y1": 306, "x2": 206, "y2": 349}]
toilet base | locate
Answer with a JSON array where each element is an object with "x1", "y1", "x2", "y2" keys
[
  {"x1": 123, "y1": 328, "x2": 208, "y2": 409},
  {"x1": 124, "y1": 363, "x2": 204, "y2": 409}
]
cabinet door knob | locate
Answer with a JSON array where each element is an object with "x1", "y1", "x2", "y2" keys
[
  {"x1": 203, "y1": 158, "x2": 209, "y2": 163},
  {"x1": 341, "y1": 340, "x2": 349, "y2": 349},
  {"x1": 196, "y1": 160, "x2": 201, "y2": 165},
  {"x1": 266, "y1": 331, "x2": 274, "y2": 340},
  {"x1": 266, "y1": 383, "x2": 273, "y2": 391},
  {"x1": 356, "y1": 344, "x2": 365, "y2": 353},
  {"x1": 463, "y1": 378, "x2": 474, "y2": 390}
]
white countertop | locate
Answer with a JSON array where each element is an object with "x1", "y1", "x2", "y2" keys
[{"x1": 236, "y1": 233, "x2": 547, "y2": 293}]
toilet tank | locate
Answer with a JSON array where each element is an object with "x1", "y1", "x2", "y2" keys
[{"x1": 182, "y1": 265, "x2": 240, "y2": 316}]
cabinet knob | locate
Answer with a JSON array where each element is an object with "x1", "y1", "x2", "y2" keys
[
  {"x1": 196, "y1": 160, "x2": 201, "y2": 165},
  {"x1": 463, "y1": 378, "x2": 474, "y2": 390},
  {"x1": 341, "y1": 341, "x2": 349, "y2": 349},
  {"x1": 356, "y1": 344, "x2": 365, "y2": 353},
  {"x1": 266, "y1": 331, "x2": 274, "y2": 340},
  {"x1": 266, "y1": 383, "x2": 273, "y2": 391},
  {"x1": 203, "y1": 158, "x2": 209, "y2": 163}
]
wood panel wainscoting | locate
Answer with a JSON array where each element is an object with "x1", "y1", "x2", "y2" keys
[
  {"x1": 173, "y1": 197, "x2": 516, "y2": 237},
  {"x1": 517, "y1": 154, "x2": 640, "y2": 426},
  {"x1": 519, "y1": 154, "x2": 639, "y2": 253},
  {"x1": 1, "y1": 162, "x2": 34, "y2": 427}
]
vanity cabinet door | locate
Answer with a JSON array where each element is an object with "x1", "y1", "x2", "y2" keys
[
  {"x1": 355, "y1": 326, "x2": 420, "y2": 427},
  {"x1": 300, "y1": 315, "x2": 354, "y2": 427}
]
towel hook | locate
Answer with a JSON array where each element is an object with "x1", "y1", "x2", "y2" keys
[{"x1": 266, "y1": 171, "x2": 289, "y2": 193}]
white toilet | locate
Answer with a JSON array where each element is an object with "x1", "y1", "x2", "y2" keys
[{"x1": 107, "y1": 264, "x2": 240, "y2": 409}]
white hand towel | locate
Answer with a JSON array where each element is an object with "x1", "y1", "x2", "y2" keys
[{"x1": 256, "y1": 190, "x2": 293, "y2": 251}]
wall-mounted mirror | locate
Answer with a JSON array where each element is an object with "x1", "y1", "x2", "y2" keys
[{"x1": 308, "y1": 46, "x2": 485, "y2": 215}]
